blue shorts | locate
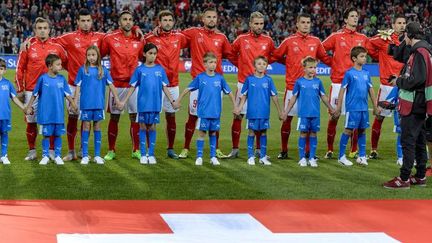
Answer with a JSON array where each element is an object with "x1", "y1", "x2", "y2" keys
[
  {"x1": 198, "y1": 118, "x2": 220, "y2": 131},
  {"x1": 247, "y1": 119, "x2": 269, "y2": 131},
  {"x1": 0, "y1": 120, "x2": 11, "y2": 133},
  {"x1": 138, "y1": 112, "x2": 160, "y2": 124},
  {"x1": 345, "y1": 111, "x2": 369, "y2": 129},
  {"x1": 80, "y1": 109, "x2": 105, "y2": 121},
  {"x1": 41, "y1": 124, "x2": 65, "y2": 136},
  {"x1": 297, "y1": 117, "x2": 320, "y2": 132}
]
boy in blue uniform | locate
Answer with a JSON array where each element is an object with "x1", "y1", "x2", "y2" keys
[
  {"x1": 333, "y1": 46, "x2": 380, "y2": 166},
  {"x1": 119, "y1": 43, "x2": 176, "y2": 165},
  {"x1": 0, "y1": 58, "x2": 26, "y2": 164},
  {"x1": 235, "y1": 56, "x2": 283, "y2": 165},
  {"x1": 285, "y1": 57, "x2": 334, "y2": 167},
  {"x1": 25, "y1": 54, "x2": 78, "y2": 165},
  {"x1": 175, "y1": 52, "x2": 236, "y2": 166},
  {"x1": 74, "y1": 46, "x2": 121, "y2": 165}
]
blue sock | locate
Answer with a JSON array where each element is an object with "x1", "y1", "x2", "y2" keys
[
  {"x1": 82, "y1": 130, "x2": 89, "y2": 157},
  {"x1": 247, "y1": 135, "x2": 255, "y2": 158},
  {"x1": 42, "y1": 137, "x2": 49, "y2": 157},
  {"x1": 209, "y1": 134, "x2": 216, "y2": 158},
  {"x1": 260, "y1": 135, "x2": 267, "y2": 159},
  {"x1": 148, "y1": 130, "x2": 156, "y2": 156},
  {"x1": 358, "y1": 132, "x2": 366, "y2": 157},
  {"x1": 298, "y1": 136, "x2": 306, "y2": 159},
  {"x1": 94, "y1": 130, "x2": 101, "y2": 157},
  {"x1": 310, "y1": 136, "x2": 317, "y2": 159},
  {"x1": 339, "y1": 133, "x2": 350, "y2": 159},
  {"x1": 139, "y1": 129, "x2": 147, "y2": 156},
  {"x1": 54, "y1": 136, "x2": 62, "y2": 157},
  {"x1": 397, "y1": 134, "x2": 403, "y2": 159},
  {"x1": 197, "y1": 139, "x2": 204, "y2": 158},
  {"x1": 1, "y1": 132, "x2": 8, "y2": 157}
]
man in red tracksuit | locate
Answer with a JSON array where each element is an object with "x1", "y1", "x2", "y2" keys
[
  {"x1": 177, "y1": 7, "x2": 234, "y2": 159},
  {"x1": 15, "y1": 17, "x2": 67, "y2": 161},
  {"x1": 366, "y1": 14, "x2": 406, "y2": 159},
  {"x1": 322, "y1": 7, "x2": 369, "y2": 160},
  {"x1": 272, "y1": 12, "x2": 332, "y2": 159},
  {"x1": 145, "y1": 10, "x2": 189, "y2": 159},
  {"x1": 100, "y1": 10, "x2": 145, "y2": 161},
  {"x1": 225, "y1": 11, "x2": 276, "y2": 159}
]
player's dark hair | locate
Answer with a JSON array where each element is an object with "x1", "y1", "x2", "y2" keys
[
  {"x1": 392, "y1": 14, "x2": 406, "y2": 24},
  {"x1": 158, "y1": 10, "x2": 174, "y2": 21},
  {"x1": 203, "y1": 7, "x2": 217, "y2": 15},
  {"x1": 296, "y1": 13, "x2": 311, "y2": 22},
  {"x1": 0, "y1": 58, "x2": 6, "y2": 68},
  {"x1": 78, "y1": 8, "x2": 91, "y2": 19},
  {"x1": 350, "y1": 46, "x2": 368, "y2": 62},
  {"x1": 343, "y1": 7, "x2": 358, "y2": 20},
  {"x1": 45, "y1": 54, "x2": 60, "y2": 67}
]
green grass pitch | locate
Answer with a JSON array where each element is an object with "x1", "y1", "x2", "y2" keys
[{"x1": 0, "y1": 70, "x2": 430, "y2": 200}]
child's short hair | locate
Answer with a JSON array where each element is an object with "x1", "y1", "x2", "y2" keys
[
  {"x1": 0, "y1": 58, "x2": 6, "y2": 69},
  {"x1": 254, "y1": 55, "x2": 268, "y2": 65},
  {"x1": 144, "y1": 43, "x2": 158, "y2": 53},
  {"x1": 302, "y1": 56, "x2": 317, "y2": 67},
  {"x1": 350, "y1": 46, "x2": 368, "y2": 62},
  {"x1": 203, "y1": 52, "x2": 217, "y2": 63},
  {"x1": 45, "y1": 54, "x2": 60, "y2": 67}
]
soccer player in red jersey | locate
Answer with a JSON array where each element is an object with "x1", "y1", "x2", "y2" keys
[
  {"x1": 145, "y1": 10, "x2": 189, "y2": 159},
  {"x1": 322, "y1": 7, "x2": 369, "y2": 159},
  {"x1": 225, "y1": 11, "x2": 276, "y2": 159},
  {"x1": 100, "y1": 10, "x2": 145, "y2": 161},
  {"x1": 366, "y1": 14, "x2": 406, "y2": 159},
  {"x1": 177, "y1": 7, "x2": 234, "y2": 159},
  {"x1": 15, "y1": 17, "x2": 67, "y2": 161},
  {"x1": 272, "y1": 13, "x2": 332, "y2": 159}
]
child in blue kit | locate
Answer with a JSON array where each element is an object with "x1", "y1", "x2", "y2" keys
[
  {"x1": 235, "y1": 56, "x2": 283, "y2": 166},
  {"x1": 119, "y1": 43, "x2": 176, "y2": 165},
  {"x1": 175, "y1": 52, "x2": 236, "y2": 166},
  {"x1": 74, "y1": 46, "x2": 121, "y2": 165},
  {"x1": 285, "y1": 57, "x2": 334, "y2": 167},
  {"x1": 333, "y1": 46, "x2": 380, "y2": 166},
  {"x1": 0, "y1": 58, "x2": 26, "y2": 164},
  {"x1": 25, "y1": 54, "x2": 78, "y2": 165}
]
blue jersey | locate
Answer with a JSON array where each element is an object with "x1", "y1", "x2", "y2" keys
[
  {"x1": 292, "y1": 77, "x2": 326, "y2": 117},
  {"x1": 188, "y1": 72, "x2": 231, "y2": 119},
  {"x1": 342, "y1": 68, "x2": 373, "y2": 112},
  {"x1": 75, "y1": 66, "x2": 113, "y2": 110},
  {"x1": 33, "y1": 73, "x2": 71, "y2": 124},
  {"x1": 130, "y1": 64, "x2": 168, "y2": 112},
  {"x1": 240, "y1": 75, "x2": 277, "y2": 119},
  {"x1": 0, "y1": 78, "x2": 17, "y2": 120}
]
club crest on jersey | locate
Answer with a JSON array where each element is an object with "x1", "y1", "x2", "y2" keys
[
  {"x1": 155, "y1": 71, "x2": 162, "y2": 77},
  {"x1": 363, "y1": 75, "x2": 368, "y2": 79},
  {"x1": 133, "y1": 43, "x2": 138, "y2": 48},
  {"x1": 1, "y1": 85, "x2": 8, "y2": 91},
  {"x1": 245, "y1": 44, "x2": 251, "y2": 49},
  {"x1": 31, "y1": 52, "x2": 38, "y2": 58},
  {"x1": 262, "y1": 45, "x2": 267, "y2": 50},
  {"x1": 57, "y1": 82, "x2": 64, "y2": 89},
  {"x1": 293, "y1": 47, "x2": 300, "y2": 52},
  {"x1": 340, "y1": 42, "x2": 347, "y2": 47},
  {"x1": 213, "y1": 81, "x2": 221, "y2": 87},
  {"x1": 74, "y1": 43, "x2": 81, "y2": 48},
  {"x1": 114, "y1": 42, "x2": 121, "y2": 48},
  {"x1": 214, "y1": 41, "x2": 220, "y2": 46},
  {"x1": 312, "y1": 84, "x2": 319, "y2": 89},
  {"x1": 262, "y1": 82, "x2": 268, "y2": 89}
]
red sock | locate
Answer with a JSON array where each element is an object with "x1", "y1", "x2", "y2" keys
[
  {"x1": 371, "y1": 118, "x2": 383, "y2": 150},
  {"x1": 280, "y1": 116, "x2": 293, "y2": 152},
  {"x1": 351, "y1": 129, "x2": 358, "y2": 153},
  {"x1": 66, "y1": 116, "x2": 78, "y2": 151},
  {"x1": 305, "y1": 132, "x2": 310, "y2": 154},
  {"x1": 130, "y1": 122, "x2": 140, "y2": 152},
  {"x1": 26, "y1": 123, "x2": 37, "y2": 150},
  {"x1": 184, "y1": 114, "x2": 198, "y2": 149},
  {"x1": 108, "y1": 119, "x2": 118, "y2": 151},
  {"x1": 255, "y1": 131, "x2": 261, "y2": 149},
  {"x1": 166, "y1": 115, "x2": 176, "y2": 149},
  {"x1": 231, "y1": 118, "x2": 242, "y2": 149},
  {"x1": 49, "y1": 136, "x2": 55, "y2": 150},
  {"x1": 327, "y1": 119, "x2": 338, "y2": 151}
]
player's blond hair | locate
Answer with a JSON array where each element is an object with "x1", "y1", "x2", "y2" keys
[{"x1": 250, "y1": 12, "x2": 264, "y2": 22}]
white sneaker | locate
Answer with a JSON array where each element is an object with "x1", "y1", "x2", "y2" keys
[
  {"x1": 247, "y1": 157, "x2": 255, "y2": 165},
  {"x1": 309, "y1": 158, "x2": 318, "y2": 167},
  {"x1": 1, "y1": 156, "x2": 10, "y2": 165},
  {"x1": 49, "y1": 150, "x2": 55, "y2": 161},
  {"x1": 25, "y1": 149, "x2": 37, "y2": 161},
  {"x1": 259, "y1": 157, "x2": 272, "y2": 165},
  {"x1": 148, "y1": 156, "x2": 157, "y2": 164},
  {"x1": 396, "y1": 158, "x2": 403, "y2": 166},
  {"x1": 140, "y1": 156, "x2": 148, "y2": 164},
  {"x1": 210, "y1": 157, "x2": 220, "y2": 165},
  {"x1": 338, "y1": 155, "x2": 353, "y2": 166},
  {"x1": 93, "y1": 156, "x2": 105, "y2": 165},
  {"x1": 54, "y1": 156, "x2": 64, "y2": 165},
  {"x1": 195, "y1": 157, "x2": 203, "y2": 166},
  {"x1": 298, "y1": 158, "x2": 307, "y2": 167},
  {"x1": 356, "y1": 156, "x2": 368, "y2": 166},
  {"x1": 80, "y1": 156, "x2": 90, "y2": 165},
  {"x1": 39, "y1": 156, "x2": 49, "y2": 165}
]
